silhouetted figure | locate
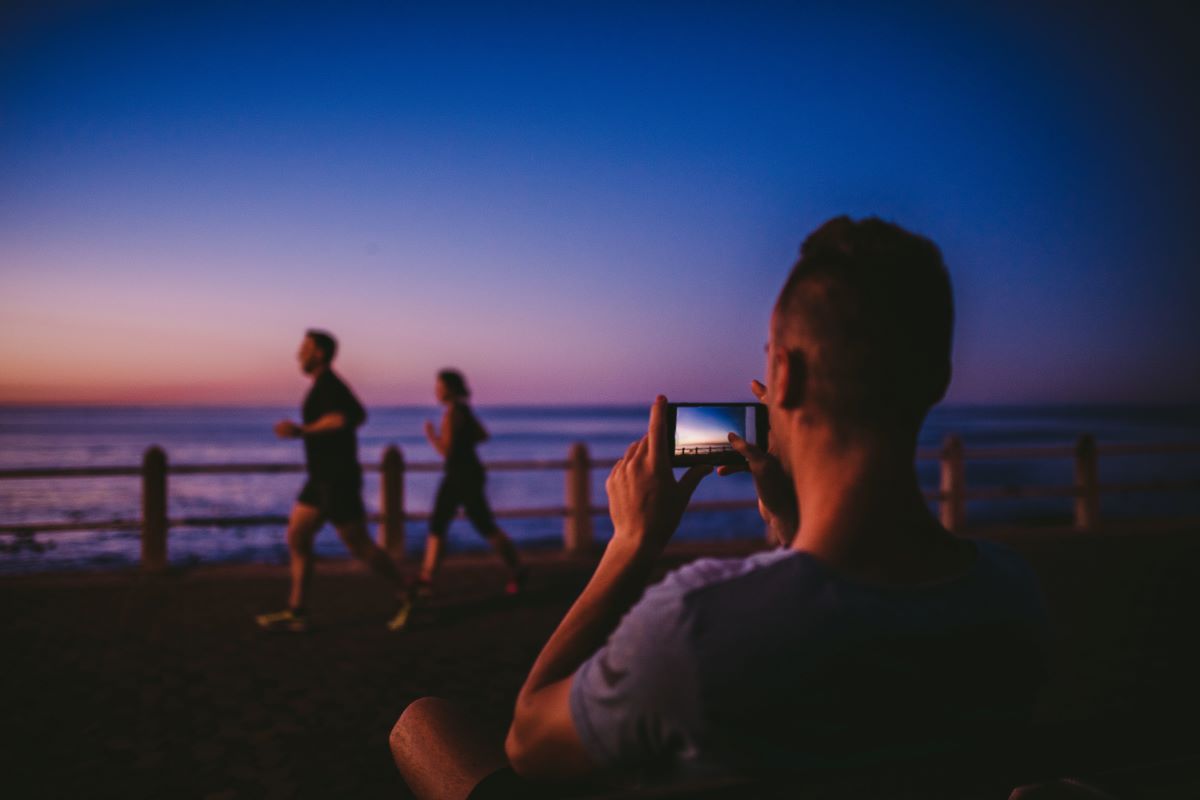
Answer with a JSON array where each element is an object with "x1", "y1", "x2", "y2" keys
[
  {"x1": 415, "y1": 369, "x2": 525, "y2": 598},
  {"x1": 256, "y1": 329, "x2": 412, "y2": 632},
  {"x1": 391, "y1": 218, "x2": 1048, "y2": 796}
]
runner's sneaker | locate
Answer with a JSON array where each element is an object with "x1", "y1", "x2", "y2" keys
[
  {"x1": 504, "y1": 566, "x2": 529, "y2": 596},
  {"x1": 386, "y1": 595, "x2": 414, "y2": 632},
  {"x1": 255, "y1": 608, "x2": 309, "y2": 633},
  {"x1": 413, "y1": 577, "x2": 435, "y2": 601}
]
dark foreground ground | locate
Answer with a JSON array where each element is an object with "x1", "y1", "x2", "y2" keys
[{"x1": 3, "y1": 523, "x2": 1200, "y2": 799}]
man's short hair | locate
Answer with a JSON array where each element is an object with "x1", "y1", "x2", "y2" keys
[
  {"x1": 306, "y1": 329, "x2": 338, "y2": 362},
  {"x1": 775, "y1": 216, "x2": 953, "y2": 428}
]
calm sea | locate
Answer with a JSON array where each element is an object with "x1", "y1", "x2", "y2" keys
[{"x1": 2, "y1": 404, "x2": 1199, "y2": 574}]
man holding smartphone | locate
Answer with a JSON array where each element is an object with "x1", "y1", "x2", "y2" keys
[{"x1": 392, "y1": 217, "x2": 1047, "y2": 796}]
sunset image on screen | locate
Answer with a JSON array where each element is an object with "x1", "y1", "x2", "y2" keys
[{"x1": 675, "y1": 406, "x2": 746, "y2": 457}]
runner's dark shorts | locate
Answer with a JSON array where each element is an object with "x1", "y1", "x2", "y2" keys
[
  {"x1": 297, "y1": 477, "x2": 366, "y2": 524},
  {"x1": 429, "y1": 470, "x2": 498, "y2": 538}
]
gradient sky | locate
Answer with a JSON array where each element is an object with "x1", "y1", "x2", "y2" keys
[
  {"x1": 2, "y1": 1, "x2": 1198, "y2": 406},
  {"x1": 676, "y1": 406, "x2": 746, "y2": 448}
]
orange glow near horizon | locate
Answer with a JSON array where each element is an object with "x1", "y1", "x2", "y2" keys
[{"x1": 4, "y1": 3, "x2": 1200, "y2": 407}]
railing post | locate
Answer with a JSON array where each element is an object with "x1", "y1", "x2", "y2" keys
[
  {"x1": 564, "y1": 442, "x2": 594, "y2": 554},
  {"x1": 1074, "y1": 434, "x2": 1100, "y2": 531},
  {"x1": 141, "y1": 445, "x2": 168, "y2": 571},
  {"x1": 379, "y1": 445, "x2": 406, "y2": 556},
  {"x1": 939, "y1": 434, "x2": 966, "y2": 533}
]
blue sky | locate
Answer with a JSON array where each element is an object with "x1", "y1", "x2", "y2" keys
[
  {"x1": 676, "y1": 405, "x2": 747, "y2": 448},
  {"x1": 2, "y1": 1, "x2": 1197, "y2": 404}
]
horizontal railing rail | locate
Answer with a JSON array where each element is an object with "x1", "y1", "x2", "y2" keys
[
  {"x1": 1, "y1": 436, "x2": 1199, "y2": 569},
  {"x1": 676, "y1": 444, "x2": 736, "y2": 456},
  {"x1": 0, "y1": 460, "x2": 577, "y2": 479}
]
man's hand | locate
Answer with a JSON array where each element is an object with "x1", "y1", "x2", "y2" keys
[
  {"x1": 718, "y1": 380, "x2": 799, "y2": 545},
  {"x1": 422, "y1": 420, "x2": 437, "y2": 441},
  {"x1": 274, "y1": 420, "x2": 303, "y2": 439},
  {"x1": 605, "y1": 396, "x2": 711, "y2": 559}
]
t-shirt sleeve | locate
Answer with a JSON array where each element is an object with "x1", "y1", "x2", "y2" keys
[
  {"x1": 329, "y1": 379, "x2": 366, "y2": 426},
  {"x1": 569, "y1": 577, "x2": 700, "y2": 769}
]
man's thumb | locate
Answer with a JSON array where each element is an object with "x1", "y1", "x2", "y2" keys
[{"x1": 728, "y1": 433, "x2": 765, "y2": 466}]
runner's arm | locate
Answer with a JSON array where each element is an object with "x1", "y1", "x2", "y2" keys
[
  {"x1": 300, "y1": 412, "x2": 349, "y2": 435},
  {"x1": 425, "y1": 409, "x2": 455, "y2": 456}
]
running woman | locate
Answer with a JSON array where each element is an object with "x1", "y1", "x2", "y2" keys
[{"x1": 416, "y1": 369, "x2": 526, "y2": 597}]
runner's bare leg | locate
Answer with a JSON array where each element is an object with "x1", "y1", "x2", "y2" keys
[
  {"x1": 419, "y1": 534, "x2": 445, "y2": 583},
  {"x1": 487, "y1": 528, "x2": 521, "y2": 573},
  {"x1": 287, "y1": 502, "x2": 324, "y2": 610},
  {"x1": 335, "y1": 519, "x2": 408, "y2": 594}
]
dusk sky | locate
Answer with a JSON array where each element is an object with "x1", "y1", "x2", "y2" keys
[
  {"x1": 3, "y1": 1, "x2": 1198, "y2": 406},
  {"x1": 676, "y1": 406, "x2": 747, "y2": 448}
]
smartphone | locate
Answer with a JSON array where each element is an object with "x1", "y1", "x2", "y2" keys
[{"x1": 667, "y1": 402, "x2": 768, "y2": 467}]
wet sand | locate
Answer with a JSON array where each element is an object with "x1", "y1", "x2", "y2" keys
[{"x1": 2, "y1": 524, "x2": 1200, "y2": 798}]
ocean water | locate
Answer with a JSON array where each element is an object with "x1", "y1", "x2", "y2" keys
[{"x1": 2, "y1": 404, "x2": 1199, "y2": 574}]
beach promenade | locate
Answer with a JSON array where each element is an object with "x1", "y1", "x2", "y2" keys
[{"x1": 3, "y1": 525, "x2": 1200, "y2": 798}]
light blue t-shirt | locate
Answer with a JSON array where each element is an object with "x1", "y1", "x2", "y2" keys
[{"x1": 569, "y1": 539, "x2": 1047, "y2": 777}]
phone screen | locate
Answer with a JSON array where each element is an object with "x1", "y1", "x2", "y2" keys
[{"x1": 669, "y1": 403, "x2": 766, "y2": 466}]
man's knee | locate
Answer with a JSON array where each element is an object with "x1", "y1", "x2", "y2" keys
[
  {"x1": 390, "y1": 697, "x2": 468, "y2": 799},
  {"x1": 286, "y1": 504, "x2": 322, "y2": 551},
  {"x1": 391, "y1": 697, "x2": 448, "y2": 766},
  {"x1": 391, "y1": 697, "x2": 510, "y2": 800},
  {"x1": 286, "y1": 526, "x2": 314, "y2": 554}
]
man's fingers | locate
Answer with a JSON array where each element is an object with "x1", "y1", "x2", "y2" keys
[
  {"x1": 623, "y1": 438, "x2": 641, "y2": 462},
  {"x1": 677, "y1": 465, "x2": 712, "y2": 504},
  {"x1": 716, "y1": 464, "x2": 747, "y2": 476},
  {"x1": 728, "y1": 433, "x2": 767, "y2": 468},
  {"x1": 606, "y1": 451, "x2": 629, "y2": 490},
  {"x1": 647, "y1": 395, "x2": 668, "y2": 467},
  {"x1": 635, "y1": 434, "x2": 650, "y2": 465},
  {"x1": 750, "y1": 380, "x2": 767, "y2": 401}
]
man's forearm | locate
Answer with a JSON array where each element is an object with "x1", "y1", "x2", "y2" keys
[
  {"x1": 506, "y1": 540, "x2": 655, "y2": 780},
  {"x1": 301, "y1": 412, "x2": 347, "y2": 436},
  {"x1": 519, "y1": 537, "x2": 656, "y2": 696}
]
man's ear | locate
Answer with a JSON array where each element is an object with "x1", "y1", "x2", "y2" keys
[{"x1": 772, "y1": 346, "x2": 806, "y2": 410}]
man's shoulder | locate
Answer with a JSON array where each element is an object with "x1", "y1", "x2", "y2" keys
[
  {"x1": 634, "y1": 549, "x2": 811, "y2": 629},
  {"x1": 964, "y1": 537, "x2": 1047, "y2": 624},
  {"x1": 970, "y1": 536, "x2": 1034, "y2": 573},
  {"x1": 315, "y1": 369, "x2": 363, "y2": 403},
  {"x1": 568, "y1": 549, "x2": 809, "y2": 768},
  {"x1": 643, "y1": 539, "x2": 1045, "y2": 639},
  {"x1": 308, "y1": 368, "x2": 342, "y2": 394},
  {"x1": 659, "y1": 548, "x2": 803, "y2": 595},
  {"x1": 321, "y1": 368, "x2": 351, "y2": 388}
]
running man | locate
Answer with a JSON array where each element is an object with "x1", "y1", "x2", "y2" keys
[{"x1": 256, "y1": 329, "x2": 412, "y2": 632}]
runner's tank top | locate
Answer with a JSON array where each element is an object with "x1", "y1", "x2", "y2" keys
[{"x1": 445, "y1": 403, "x2": 486, "y2": 476}]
